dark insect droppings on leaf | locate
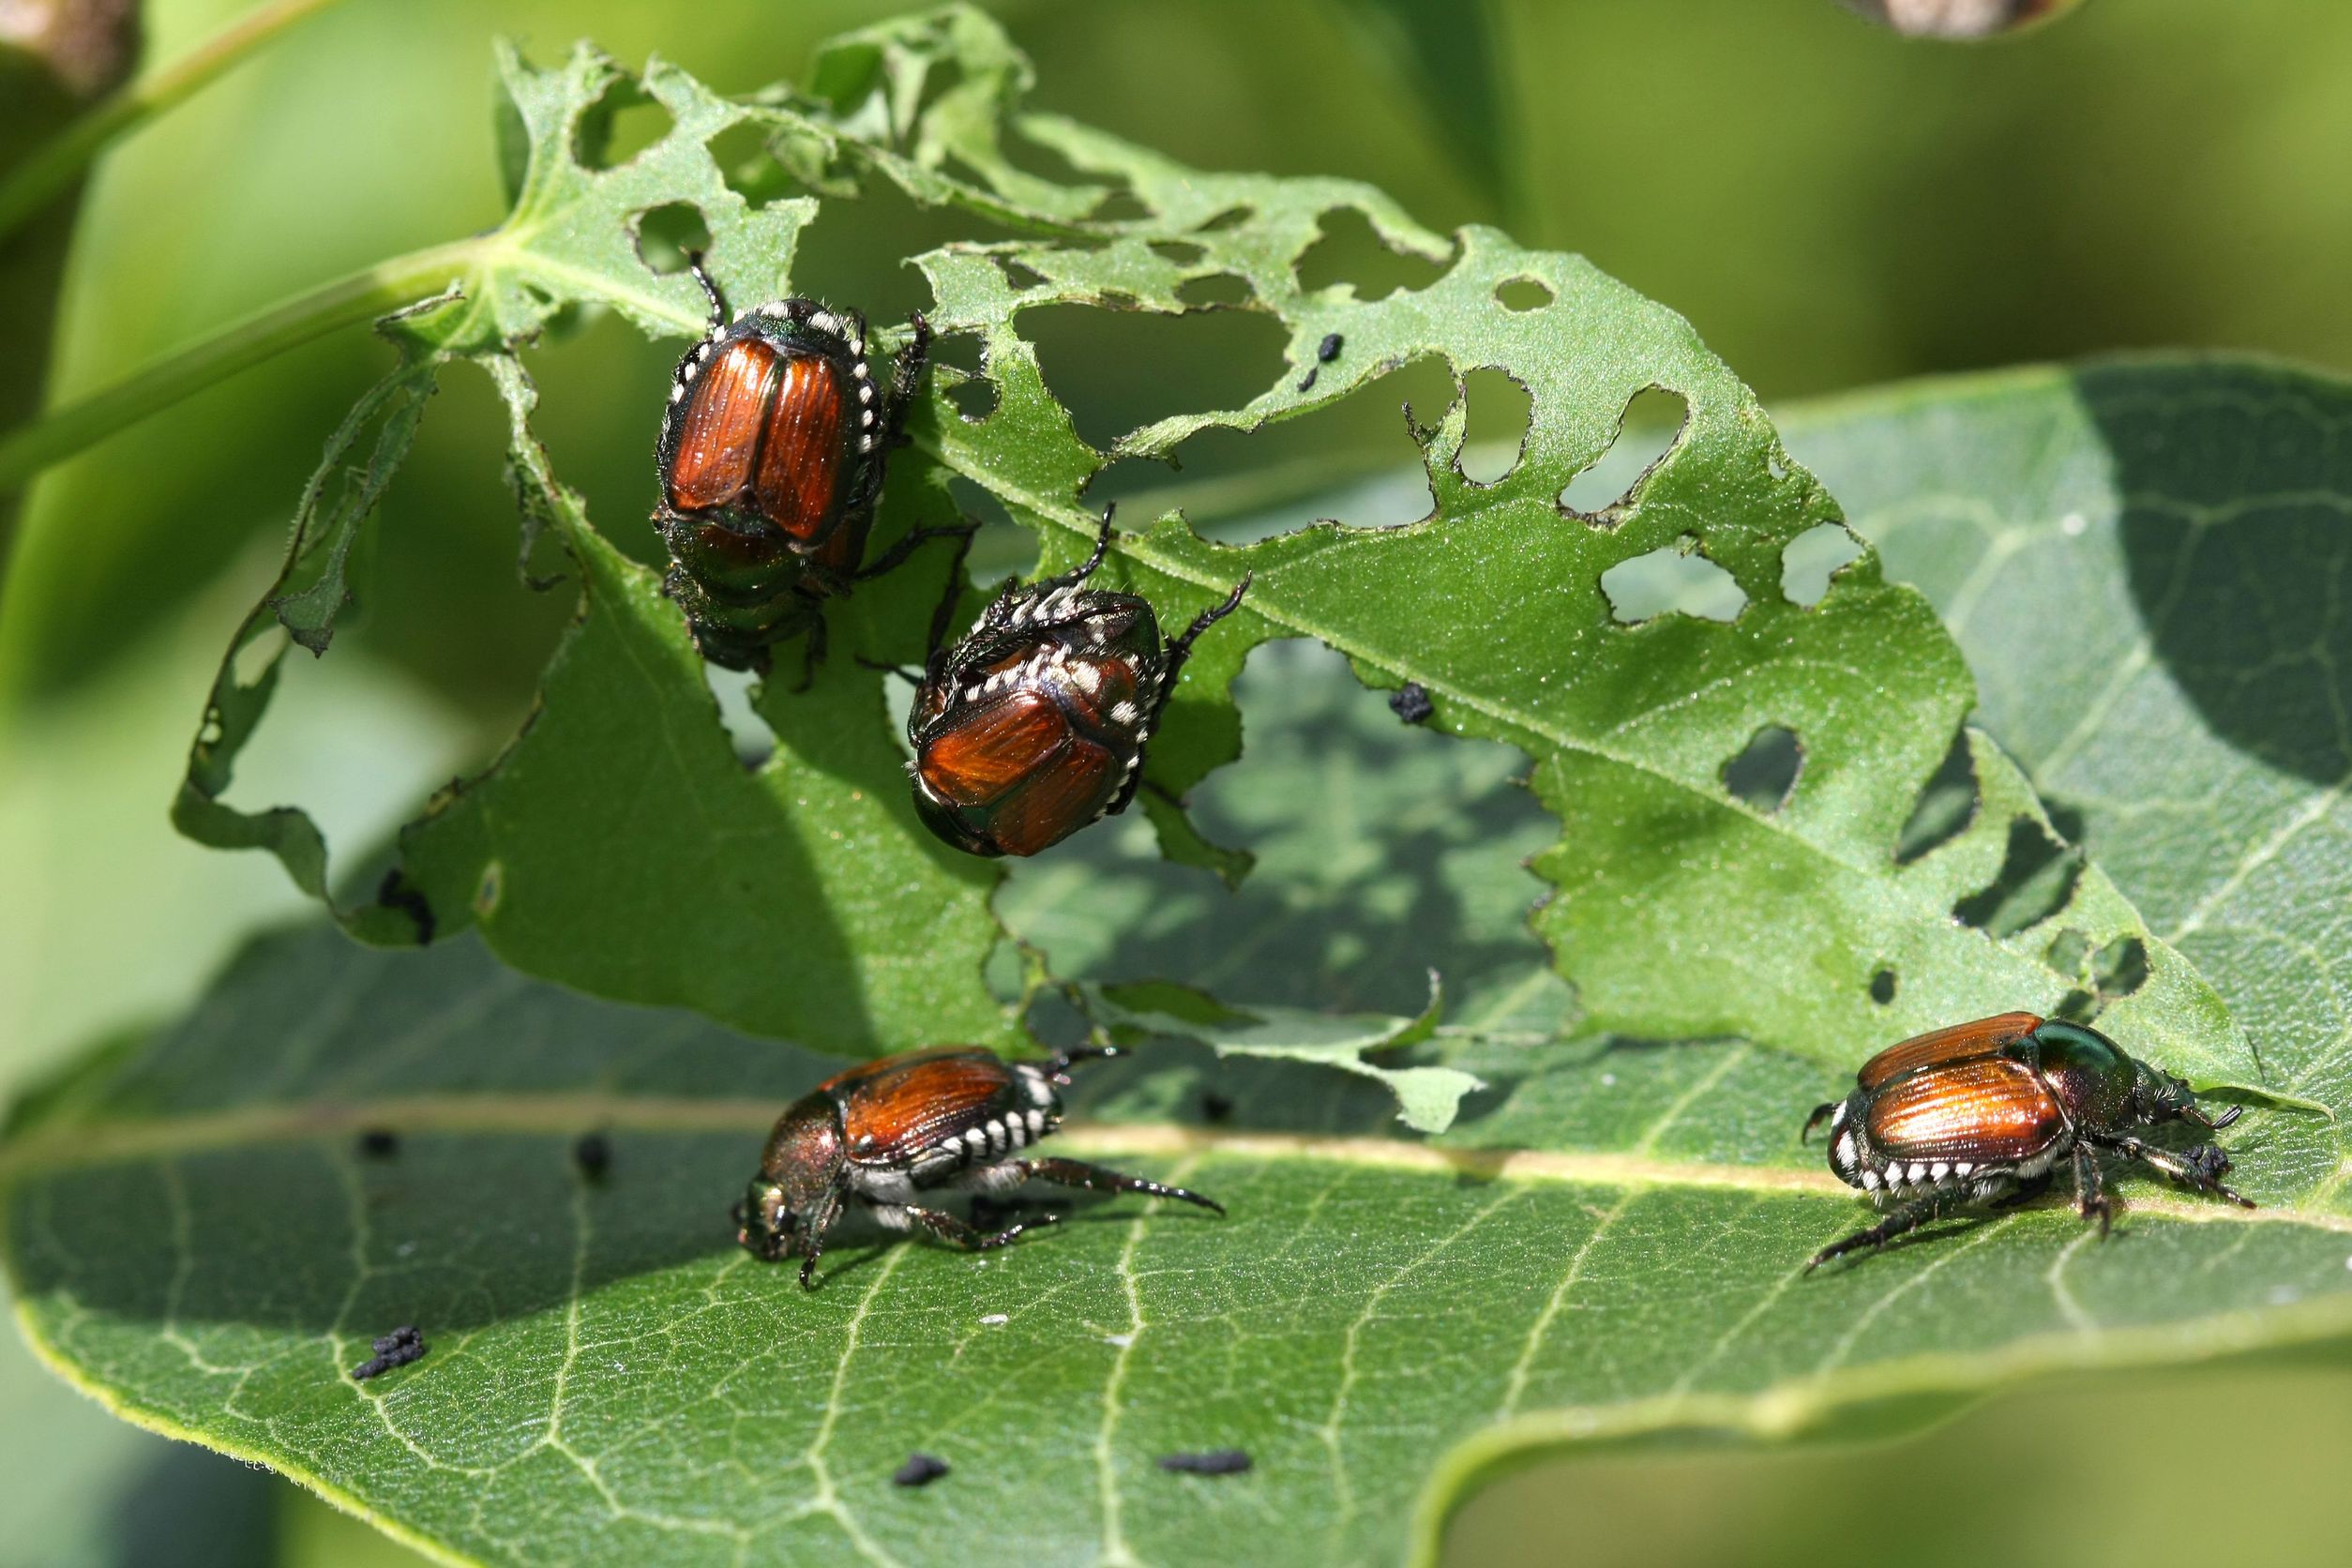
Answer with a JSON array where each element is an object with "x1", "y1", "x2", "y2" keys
[
  {"x1": 1390, "y1": 683, "x2": 1434, "y2": 724},
  {"x1": 1158, "y1": 1448, "x2": 1252, "y2": 1475},
  {"x1": 1295, "y1": 364, "x2": 1319, "y2": 394},
  {"x1": 357, "y1": 1127, "x2": 400, "y2": 1159},
  {"x1": 374, "y1": 867, "x2": 435, "y2": 945},
  {"x1": 351, "y1": 1324, "x2": 426, "y2": 1381},
  {"x1": 893, "y1": 1453, "x2": 950, "y2": 1487},
  {"x1": 574, "y1": 1133, "x2": 611, "y2": 1180},
  {"x1": 1318, "y1": 333, "x2": 1343, "y2": 363}
]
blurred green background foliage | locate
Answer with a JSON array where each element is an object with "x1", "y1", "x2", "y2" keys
[{"x1": 5, "y1": 0, "x2": 2351, "y2": 1562}]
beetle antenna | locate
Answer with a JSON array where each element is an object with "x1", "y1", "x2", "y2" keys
[
  {"x1": 683, "y1": 249, "x2": 727, "y2": 331},
  {"x1": 2191, "y1": 1102, "x2": 2244, "y2": 1130}
]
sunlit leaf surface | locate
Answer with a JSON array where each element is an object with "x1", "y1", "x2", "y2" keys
[
  {"x1": 12, "y1": 620, "x2": 2352, "y2": 1565},
  {"x1": 171, "y1": 8, "x2": 2244, "y2": 1096}
]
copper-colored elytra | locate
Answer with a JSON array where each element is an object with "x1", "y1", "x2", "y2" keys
[
  {"x1": 1865, "y1": 1055, "x2": 2060, "y2": 1159},
  {"x1": 987, "y1": 741, "x2": 1114, "y2": 857},
  {"x1": 667, "y1": 338, "x2": 777, "y2": 512},
  {"x1": 920, "y1": 692, "x2": 1073, "y2": 802},
  {"x1": 750, "y1": 354, "x2": 849, "y2": 542},
  {"x1": 1057, "y1": 651, "x2": 1146, "y2": 730},
  {"x1": 1855, "y1": 1009, "x2": 2042, "y2": 1089},
  {"x1": 830, "y1": 1048, "x2": 1017, "y2": 1158}
]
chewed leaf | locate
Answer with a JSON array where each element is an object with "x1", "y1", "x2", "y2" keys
[
  {"x1": 174, "y1": 9, "x2": 2251, "y2": 1093},
  {"x1": 1086, "y1": 972, "x2": 1479, "y2": 1133},
  {"x1": 1787, "y1": 358, "x2": 2352, "y2": 1123}
]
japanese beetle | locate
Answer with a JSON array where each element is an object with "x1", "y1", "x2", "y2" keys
[
  {"x1": 906, "y1": 505, "x2": 1250, "y2": 857},
  {"x1": 654, "y1": 255, "x2": 945, "y2": 672},
  {"x1": 736, "y1": 1044, "x2": 1222, "y2": 1287},
  {"x1": 1802, "y1": 1011, "x2": 2250, "y2": 1270}
]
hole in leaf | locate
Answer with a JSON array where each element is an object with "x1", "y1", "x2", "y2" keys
[
  {"x1": 1599, "y1": 535, "x2": 1746, "y2": 625},
  {"x1": 702, "y1": 665, "x2": 776, "y2": 768},
  {"x1": 1199, "y1": 205, "x2": 1253, "y2": 233},
  {"x1": 995, "y1": 255, "x2": 1047, "y2": 291},
  {"x1": 633, "y1": 203, "x2": 712, "y2": 277},
  {"x1": 1869, "y1": 968, "x2": 1897, "y2": 1005},
  {"x1": 946, "y1": 477, "x2": 1034, "y2": 583},
  {"x1": 1558, "y1": 388, "x2": 1690, "y2": 519},
  {"x1": 1092, "y1": 356, "x2": 1454, "y2": 535},
  {"x1": 1952, "y1": 816, "x2": 2084, "y2": 938},
  {"x1": 1458, "y1": 369, "x2": 1531, "y2": 486},
  {"x1": 928, "y1": 332, "x2": 996, "y2": 422},
  {"x1": 2053, "y1": 988, "x2": 2102, "y2": 1024},
  {"x1": 1722, "y1": 725, "x2": 1802, "y2": 812},
  {"x1": 996, "y1": 122, "x2": 1109, "y2": 191},
  {"x1": 1781, "y1": 522, "x2": 1864, "y2": 607},
  {"x1": 1894, "y1": 729, "x2": 1979, "y2": 865},
  {"x1": 1151, "y1": 239, "x2": 1206, "y2": 265},
  {"x1": 705, "y1": 121, "x2": 795, "y2": 207},
  {"x1": 2046, "y1": 927, "x2": 2092, "y2": 979},
  {"x1": 1496, "y1": 277, "x2": 1553, "y2": 311},
  {"x1": 789, "y1": 170, "x2": 1024, "y2": 324},
  {"x1": 1023, "y1": 303, "x2": 1289, "y2": 454},
  {"x1": 574, "y1": 79, "x2": 672, "y2": 172},
  {"x1": 1176, "y1": 272, "x2": 1254, "y2": 309},
  {"x1": 2091, "y1": 934, "x2": 2149, "y2": 999},
  {"x1": 1092, "y1": 187, "x2": 1152, "y2": 223},
  {"x1": 1295, "y1": 206, "x2": 1447, "y2": 301}
]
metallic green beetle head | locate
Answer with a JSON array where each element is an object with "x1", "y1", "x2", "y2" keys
[
  {"x1": 2131, "y1": 1058, "x2": 2243, "y2": 1132},
  {"x1": 736, "y1": 1090, "x2": 846, "y2": 1262}
]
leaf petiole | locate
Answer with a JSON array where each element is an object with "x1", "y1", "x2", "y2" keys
[{"x1": 0, "y1": 235, "x2": 481, "y2": 492}]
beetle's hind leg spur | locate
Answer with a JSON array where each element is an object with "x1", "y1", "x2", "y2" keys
[
  {"x1": 1806, "y1": 1188, "x2": 1973, "y2": 1272},
  {"x1": 1015, "y1": 1156, "x2": 1225, "y2": 1215}
]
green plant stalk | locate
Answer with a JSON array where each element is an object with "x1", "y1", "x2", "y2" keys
[
  {"x1": 0, "y1": 237, "x2": 481, "y2": 492},
  {"x1": 0, "y1": 0, "x2": 345, "y2": 244}
]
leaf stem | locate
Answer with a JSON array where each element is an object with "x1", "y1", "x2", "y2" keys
[
  {"x1": 0, "y1": 236, "x2": 482, "y2": 491},
  {"x1": 0, "y1": 0, "x2": 347, "y2": 243}
]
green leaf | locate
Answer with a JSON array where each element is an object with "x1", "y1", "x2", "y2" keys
[
  {"x1": 1786, "y1": 354, "x2": 2352, "y2": 1193},
  {"x1": 170, "y1": 42, "x2": 1009, "y2": 1056},
  {"x1": 169, "y1": 7, "x2": 2254, "y2": 1096},
  {"x1": 10, "y1": 870, "x2": 2350, "y2": 1568},
  {"x1": 1085, "y1": 972, "x2": 1478, "y2": 1134}
]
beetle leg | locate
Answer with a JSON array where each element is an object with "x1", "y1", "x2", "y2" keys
[
  {"x1": 683, "y1": 250, "x2": 728, "y2": 332},
  {"x1": 1800, "y1": 1102, "x2": 1837, "y2": 1143},
  {"x1": 853, "y1": 520, "x2": 980, "y2": 583},
  {"x1": 1145, "y1": 574, "x2": 1253, "y2": 725},
  {"x1": 1014, "y1": 1157, "x2": 1226, "y2": 1215},
  {"x1": 2072, "y1": 1144, "x2": 2117, "y2": 1236},
  {"x1": 1805, "y1": 1188, "x2": 1971, "y2": 1272},
  {"x1": 890, "y1": 1202, "x2": 1064, "y2": 1251},
  {"x1": 1063, "y1": 504, "x2": 1116, "y2": 587},
  {"x1": 882, "y1": 310, "x2": 932, "y2": 452},
  {"x1": 2104, "y1": 1134, "x2": 2255, "y2": 1208}
]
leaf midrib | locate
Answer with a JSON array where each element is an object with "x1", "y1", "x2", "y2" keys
[
  {"x1": 2, "y1": 1097, "x2": 2344, "y2": 1234},
  {"x1": 916, "y1": 437, "x2": 1952, "y2": 898}
]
